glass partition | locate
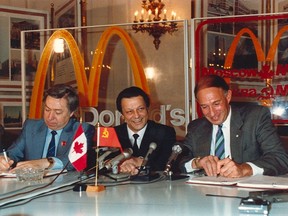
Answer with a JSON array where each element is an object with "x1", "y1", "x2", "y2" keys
[
  {"x1": 21, "y1": 20, "x2": 189, "y2": 139},
  {"x1": 192, "y1": 13, "x2": 288, "y2": 127}
]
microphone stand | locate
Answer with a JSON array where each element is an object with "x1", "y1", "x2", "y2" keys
[
  {"x1": 164, "y1": 170, "x2": 189, "y2": 181},
  {"x1": 130, "y1": 165, "x2": 160, "y2": 182}
]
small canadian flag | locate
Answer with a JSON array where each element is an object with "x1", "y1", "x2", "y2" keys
[{"x1": 68, "y1": 124, "x2": 87, "y2": 171}]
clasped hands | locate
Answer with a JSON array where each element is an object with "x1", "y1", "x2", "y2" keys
[
  {"x1": 119, "y1": 157, "x2": 144, "y2": 176},
  {"x1": 194, "y1": 155, "x2": 252, "y2": 178}
]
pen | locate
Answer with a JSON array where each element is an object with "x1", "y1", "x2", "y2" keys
[
  {"x1": 3, "y1": 149, "x2": 9, "y2": 163},
  {"x1": 217, "y1": 155, "x2": 231, "y2": 178}
]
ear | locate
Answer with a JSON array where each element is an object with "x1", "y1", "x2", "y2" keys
[{"x1": 226, "y1": 90, "x2": 232, "y2": 103}]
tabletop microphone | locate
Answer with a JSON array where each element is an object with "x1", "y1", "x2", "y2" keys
[
  {"x1": 163, "y1": 144, "x2": 182, "y2": 175},
  {"x1": 141, "y1": 142, "x2": 157, "y2": 168},
  {"x1": 97, "y1": 148, "x2": 120, "y2": 169},
  {"x1": 98, "y1": 148, "x2": 133, "y2": 174}
]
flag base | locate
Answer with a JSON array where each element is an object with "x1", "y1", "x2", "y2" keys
[
  {"x1": 73, "y1": 183, "x2": 105, "y2": 192},
  {"x1": 86, "y1": 185, "x2": 106, "y2": 192}
]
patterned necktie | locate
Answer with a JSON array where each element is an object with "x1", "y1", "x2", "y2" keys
[
  {"x1": 47, "y1": 130, "x2": 57, "y2": 157},
  {"x1": 132, "y1": 134, "x2": 139, "y2": 156},
  {"x1": 215, "y1": 125, "x2": 225, "y2": 159}
]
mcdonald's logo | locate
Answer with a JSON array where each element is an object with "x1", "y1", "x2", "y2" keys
[
  {"x1": 29, "y1": 27, "x2": 150, "y2": 119},
  {"x1": 224, "y1": 25, "x2": 288, "y2": 71},
  {"x1": 200, "y1": 25, "x2": 288, "y2": 100}
]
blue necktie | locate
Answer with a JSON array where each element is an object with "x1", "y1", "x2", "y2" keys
[
  {"x1": 47, "y1": 130, "x2": 57, "y2": 157},
  {"x1": 215, "y1": 125, "x2": 225, "y2": 159}
]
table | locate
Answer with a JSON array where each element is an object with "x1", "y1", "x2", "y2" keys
[{"x1": 1, "y1": 172, "x2": 288, "y2": 216}]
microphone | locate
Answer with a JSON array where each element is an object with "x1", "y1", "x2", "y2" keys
[
  {"x1": 98, "y1": 148, "x2": 133, "y2": 174},
  {"x1": 141, "y1": 142, "x2": 157, "y2": 168},
  {"x1": 97, "y1": 148, "x2": 120, "y2": 169},
  {"x1": 163, "y1": 144, "x2": 182, "y2": 175}
]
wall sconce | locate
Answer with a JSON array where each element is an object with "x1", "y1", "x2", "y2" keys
[
  {"x1": 132, "y1": 0, "x2": 178, "y2": 50},
  {"x1": 53, "y1": 38, "x2": 64, "y2": 53}
]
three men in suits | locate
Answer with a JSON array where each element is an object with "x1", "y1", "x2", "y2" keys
[
  {"x1": 114, "y1": 86, "x2": 176, "y2": 175},
  {"x1": 0, "y1": 84, "x2": 95, "y2": 171},
  {"x1": 181, "y1": 75, "x2": 288, "y2": 177}
]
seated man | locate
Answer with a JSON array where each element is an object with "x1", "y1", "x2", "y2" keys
[
  {"x1": 180, "y1": 75, "x2": 288, "y2": 177},
  {"x1": 0, "y1": 84, "x2": 95, "y2": 172},
  {"x1": 114, "y1": 86, "x2": 176, "y2": 175}
]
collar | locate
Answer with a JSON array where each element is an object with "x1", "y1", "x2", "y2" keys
[{"x1": 127, "y1": 123, "x2": 148, "y2": 140}]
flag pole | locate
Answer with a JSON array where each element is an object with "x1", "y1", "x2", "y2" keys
[{"x1": 86, "y1": 122, "x2": 105, "y2": 192}]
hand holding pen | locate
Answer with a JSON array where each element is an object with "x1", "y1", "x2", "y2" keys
[
  {"x1": 0, "y1": 149, "x2": 14, "y2": 171},
  {"x1": 216, "y1": 155, "x2": 231, "y2": 177},
  {"x1": 216, "y1": 155, "x2": 252, "y2": 178}
]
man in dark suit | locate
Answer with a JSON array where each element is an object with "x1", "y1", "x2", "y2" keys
[
  {"x1": 181, "y1": 75, "x2": 288, "y2": 177},
  {"x1": 114, "y1": 86, "x2": 176, "y2": 175},
  {"x1": 0, "y1": 84, "x2": 95, "y2": 171}
]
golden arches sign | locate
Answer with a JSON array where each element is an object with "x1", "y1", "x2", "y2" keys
[
  {"x1": 224, "y1": 26, "x2": 288, "y2": 68},
  {"x1": 29, "y1": 27, "x2": 149, "y2": 119},
  {"x1": 88, "y1": 27, "x2": 149, "y2": 105}
]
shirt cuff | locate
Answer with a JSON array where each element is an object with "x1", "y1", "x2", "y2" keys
[
  {"x1": 247, "y1": 162, "x2": 264, "y2": 175},
  {"x1": 51, "y1": 157, "x2": 64, "y2": 170},
  {"x1": 184, "y1": 158, "x2": 198, "y2": 173}
]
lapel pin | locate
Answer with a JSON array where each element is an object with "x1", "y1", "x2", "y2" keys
[{"x1": 61, "y1": 141, "x2": 67, "y2": 146}]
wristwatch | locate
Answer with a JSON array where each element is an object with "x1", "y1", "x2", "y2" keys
[
  {"x1": 46, "y1": 157, "x2": 54, "y2": 169},
  {"x1": 194, "y1": 157, "x2": 201, "y2": 169}
]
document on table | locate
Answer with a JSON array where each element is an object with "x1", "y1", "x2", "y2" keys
[
  {"x1": 186, "y1": 174, "x2": 288, "y2": 189},
  {"x1": 187, "y1": 175, "x2": 244, "y2": 186}
]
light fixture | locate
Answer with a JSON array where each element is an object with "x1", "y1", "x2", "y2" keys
[
  {"x1": 132, "y1": 0, "x2": 177, "y2": 50},
  {"x1": 53, "y1": 38, "x2": 64, "y2": 53}
]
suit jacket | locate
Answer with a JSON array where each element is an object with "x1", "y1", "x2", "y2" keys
[
  {"x1": 7, "y1": 118, "x2": 95, "y2": 171},
  {"x1": 114, "y1": 120, "x2": 176, "y2": 171},
  {"x1": 181, "y1": 104, "x2": 288, "y2": 176}
]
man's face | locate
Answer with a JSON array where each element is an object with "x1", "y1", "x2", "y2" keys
[
  {"x1": 43, "y1": 96, "x2": 74, "y2": 130},
  {"x1": 197, "y1": 87, "x2": 232, "y2": 125},
  {"x1": 121, "y1": 96, "x2": 149, "y2": 133}
]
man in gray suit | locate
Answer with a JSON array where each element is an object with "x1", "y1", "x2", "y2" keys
[
  {"x1": 0, "y1": 84, "x2": 95, "y2": 171},
  {"x1": 181, "y1": 75, "x2": 288, "y2": 177}
]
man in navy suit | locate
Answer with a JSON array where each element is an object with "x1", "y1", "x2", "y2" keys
[
  {"x1": 181, "y1": 75, "x2": 288, "y2": 177},
  {"x1": 0, "y1": 84, "x2": 95, "y2": 171},
  {"x1": 114, "y1": 86, "x2": 176, "y2": 175}
]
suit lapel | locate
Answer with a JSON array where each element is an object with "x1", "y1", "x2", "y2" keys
[
  {"x1": 140, "y1": 122, "x2": 153, "y2": 154},
  {"x1": 199, "y1": 122, "x2": 213, "y2": 155},
  {"x1": 117, "y1": 124, "x2": 132, "y2": 149},
  {"x1": 33, "y1": 121, "x2": 48, "y2": 157},
  {"x1": 230, "y1": 106, "x2": 243, "y2": 161},
  {"x1": 57, "y1": 119, "x2": 75, "y2": 155}
]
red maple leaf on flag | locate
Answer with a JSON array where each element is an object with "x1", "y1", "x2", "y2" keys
[{"x1": 73, "y1": 141, "x2": 84, "y2": 154}]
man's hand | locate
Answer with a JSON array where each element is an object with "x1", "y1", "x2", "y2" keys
[
  {"x1": 217, "y1": 159, "x2": 253, "y2": 178},
  {"x1": 119, "y1": 157, "x2": 143, "y2": 175},
  {"x1": 11, "y1": 159, "x2": 50, "y2": 172},
  {"x1": 0, "y1": 156, "x2": 14, "y2": 171},
  {"x1": 193, "y1": 155, "x2": 219, "y2": 176}
]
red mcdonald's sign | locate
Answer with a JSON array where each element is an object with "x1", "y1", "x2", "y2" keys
[{"x1": 195, "y1": 13, "x2": 288, "y2": 123}]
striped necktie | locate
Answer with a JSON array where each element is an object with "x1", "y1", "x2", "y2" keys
[{"x1": 215, "y1": 125, "x2": 224, "y2": 159}]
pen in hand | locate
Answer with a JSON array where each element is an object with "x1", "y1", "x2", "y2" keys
[
  {"x1": 2, "y1": 149, "x2": 14, "y2": 170},
  {"x1": 217, "y1": 155, "x2": 230, "y2": 178},
  {"x1": 3, "y1": 149, "x2": 9, "y2": 163}
]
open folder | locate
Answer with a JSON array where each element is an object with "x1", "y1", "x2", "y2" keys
[{"x1": 187, "y1": 174, "x2": 288, "y2": 189}]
